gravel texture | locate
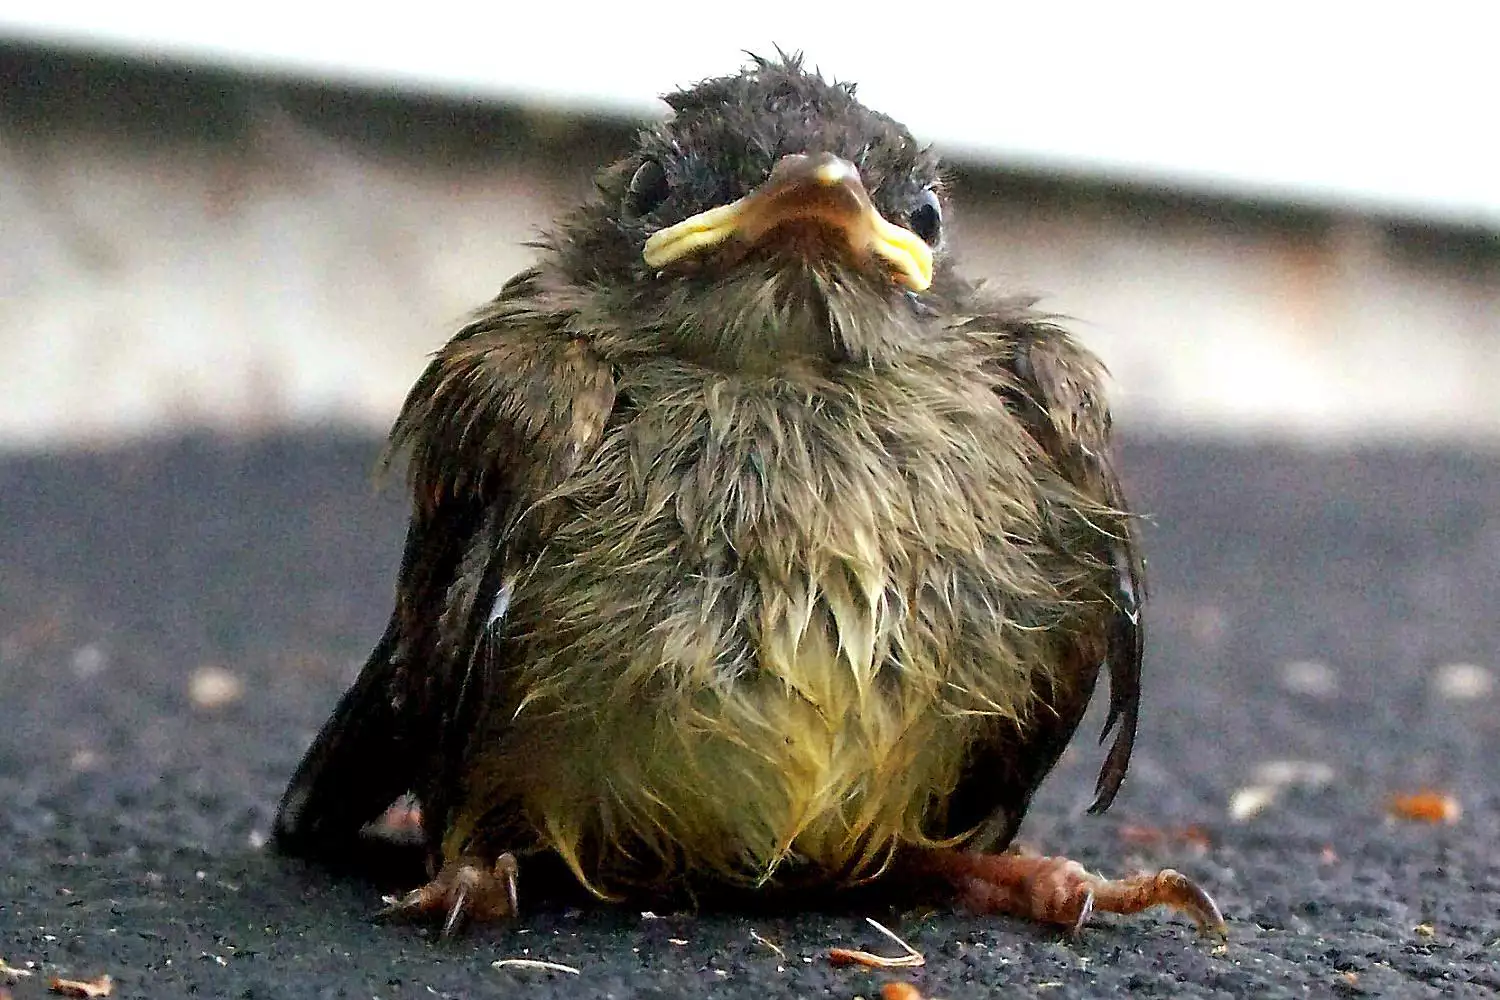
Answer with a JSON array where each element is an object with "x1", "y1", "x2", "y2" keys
[{"x1": 1, "y1": 434, "x2": 1496, "y2": 998}]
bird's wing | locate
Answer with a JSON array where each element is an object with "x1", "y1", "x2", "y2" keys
[
  {"x1": 964, "y1": 295, "x2": 1144, "y2": 815},
  {"x1": 273, "y1": 269, "x2": 617, "y2": 855}
]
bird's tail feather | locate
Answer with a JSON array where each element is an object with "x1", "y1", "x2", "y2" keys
[{"x1": 272, "y1": 622, "x2": 416, "y2": 858}]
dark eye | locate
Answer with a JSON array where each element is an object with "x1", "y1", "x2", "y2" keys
[
  {"x1": 908, "y1": 188, "x2": 942, "y2": 246},
  {"x1": 626, "y1": 158, "x2": 670, "y2": 216}
]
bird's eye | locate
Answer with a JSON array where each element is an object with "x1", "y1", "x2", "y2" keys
[
  {"x1": 626, "y1": 159, "x2": 670, "y2": 216},
  {"x1": 908, "y1": 188, "x2": 943, "y2": 246}
]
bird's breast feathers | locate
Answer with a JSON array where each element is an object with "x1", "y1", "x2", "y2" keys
[{"x1": 458, "y1": 362, "x2": 1091, "y2": 889}]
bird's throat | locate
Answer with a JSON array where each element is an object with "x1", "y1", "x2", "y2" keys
[{"x1": 667, "y1": 266, "x2": 841, "y2": 372}]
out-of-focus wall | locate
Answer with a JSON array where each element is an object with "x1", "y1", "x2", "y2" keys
[{"x1": 4, "y1": 46, "x2": 1499, "y2": 449}]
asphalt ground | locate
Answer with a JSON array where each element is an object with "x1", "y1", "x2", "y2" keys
[{"x1": 1, "y1": 433, "x2": 1496, "y2": 998}]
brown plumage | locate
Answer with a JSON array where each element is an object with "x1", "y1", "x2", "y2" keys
[{"x1": 274, "y1": 54, "x2": 1220, "y2": 938}]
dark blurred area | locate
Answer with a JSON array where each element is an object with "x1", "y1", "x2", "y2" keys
[{"x1": 2, "y1": 434, "x2": 1496, "y2": 996}]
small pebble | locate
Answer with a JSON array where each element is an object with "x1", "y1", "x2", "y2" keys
[
  {"x1": 71, "y1": 644, "x2": 108, "y2": 679},
  {"x1": 188, "y1": 666, "x2": 244, "y2": 710},
  {"x1": 1229, "y1": 786, "x2": 1278, "y2": 822},
  {"x1": 1252, "y1": 759, "x2": 1336, "y2": 790},
  {"x1": 1230, "y1": 760, "x2": 1336, "y2": 821},
  {"x1": 1388, "y1": 791, "x2": 1461, "y2": 824},
  {"x1": 69, "y1": 749, "x2": 101, "y2": 772},
  {"x1": 1278, "y1": 660, "x2": 1338, "y2": 697},
  {"x1": 1432, "y1": 663, "x2": 1492, "y2": 700}
]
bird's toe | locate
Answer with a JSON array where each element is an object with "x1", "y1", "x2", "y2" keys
[{"x1": 377, "y1": 852, "x2": 520, "y2": 937}]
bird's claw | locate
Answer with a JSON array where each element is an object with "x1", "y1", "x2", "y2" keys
[
  {"x1": 1151, "y1": 868, "x2": 1228, "y2": 940},
  {"x1": 1059, "y1": 863, "x2": 1227, "y2": 939},
  {"x1": 924, "y1": 848, "x2": 1226, "y2": 940},
  {"x1": 377, "y1": 853, "x2": 520, "y2": 937},
  {"x1": 1070, "y1": 887, "x2": 1096, "y2": 937}
]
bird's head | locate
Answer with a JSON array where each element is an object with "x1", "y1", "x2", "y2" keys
[{"x1": 549, "y1": 53, "x2": 958, "y2": 369}]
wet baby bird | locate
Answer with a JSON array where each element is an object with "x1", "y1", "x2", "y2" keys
[{"x1": 274, "y1": 54, "x2": 1223, "y2": 939}]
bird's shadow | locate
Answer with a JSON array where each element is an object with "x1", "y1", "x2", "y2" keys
[{"x1": 264, "y1": 828, "x2": 957, "y2": 931}]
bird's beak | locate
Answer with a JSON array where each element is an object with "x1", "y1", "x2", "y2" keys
[{"x1": 642, "y1": 153, "x2": 933, "y2": 292}]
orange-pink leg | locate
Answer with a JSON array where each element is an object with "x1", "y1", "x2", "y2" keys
[
  {"x1": 921, "y1": 848, "x2": 1226, "y2": 938},
  {"x1": 378, "y1": 854, "x2": 519, "y2": 937}
]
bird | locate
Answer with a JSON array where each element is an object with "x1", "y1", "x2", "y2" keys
[{"x1": 273, "y1": 53, "x2": 1224, "y2": 940}]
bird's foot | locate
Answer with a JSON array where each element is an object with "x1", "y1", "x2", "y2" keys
[
  {"x1": 378, "y1": 853, "x2": 519, "y2": 937},
  {"x1": 923, "y1": 848, "x2": 1226, "y2": 938}
]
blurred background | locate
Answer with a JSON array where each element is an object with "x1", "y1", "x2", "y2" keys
[{"x1": 3, "y1": 5, "x2": 1498, "y2": 450}]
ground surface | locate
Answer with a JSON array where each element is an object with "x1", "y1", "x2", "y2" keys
[{"x1": 1, "y1": 433, "x2": 1496, "y2": 999}]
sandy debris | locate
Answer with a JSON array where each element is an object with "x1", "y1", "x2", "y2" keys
[
  {"x1": 1278, "y1": 660, "x2": 1339, "y2": 697},
  {"x1": 1388, "y1": 791, "x2": 1462, "y2": 824},
  {"x1": 1432, "y1": 663, "x2": 1492, "y2": 700},
  {"x1": 1230, "y1": 760, "x2": 1336, "y2": 821},
  {"x1": 188, "y1": 666, "x2": 244, "y2": 710}
]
